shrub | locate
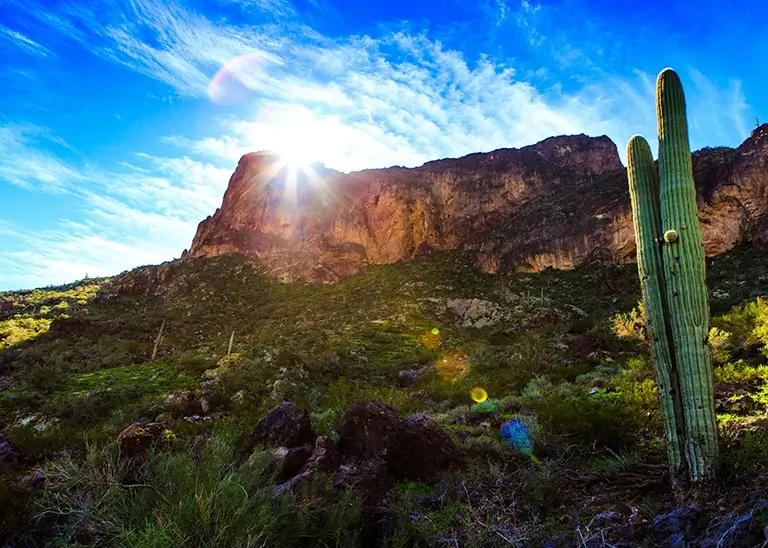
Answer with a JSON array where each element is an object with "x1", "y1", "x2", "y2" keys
[
  {"x1": 708, "y1": 326, "x2": 732, "y2": 363},
  {"x1": 532, "y1": 390, "x2": 654, "y2": 450},
  {"x1": 612, "y1": 302, "x2": 645, "y2": 342},
  {"x1": 712, "y1": 297, "x2": 768, "y2": 355}
]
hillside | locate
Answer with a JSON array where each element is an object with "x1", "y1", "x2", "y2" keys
[{"x1": 1, "y1": 244, "x2": 768, "y2": 546}]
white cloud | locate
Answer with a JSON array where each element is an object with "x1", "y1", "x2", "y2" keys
[
  {"x1": 0, "y1": 123, "x2": 232, "y2": 290},
  {"x1": 0, "y1": 24, "x2": 53, "y2": 56},
  {"x1": 0, "y1": 124, "x2": 84, "y2": 192},
  {"x1": 687, "y1": 69, "x2": 750, "y2": 150}
]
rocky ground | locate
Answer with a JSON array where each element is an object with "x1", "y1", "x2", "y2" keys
[{"x1": 1, "y1": 245, "x2": 768, "y2": 546}]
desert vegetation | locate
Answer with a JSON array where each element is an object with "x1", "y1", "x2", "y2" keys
[{"x1": 1, "y1": 241, "x2": 767, "y2": 547}]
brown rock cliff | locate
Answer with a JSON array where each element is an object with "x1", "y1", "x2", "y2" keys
[{"x1": 186, "y1": 127, "x2": 768, "y2": 283}]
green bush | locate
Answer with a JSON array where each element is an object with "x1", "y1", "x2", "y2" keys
[
  {"x1": 712, "y1": 297, "x2": 768, "y2": 355},
  {"x1": 721, "y1": 421, "x2": 768, "y2": 474},
  {"x1": 533, "y1": 390, "x2": 654, "y2": 450},
  {"x1": 612, "y1": 302, "x2": 645, "y2": 343}
]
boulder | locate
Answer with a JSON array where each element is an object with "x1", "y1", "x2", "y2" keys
[
  {"x1": 396, "y1": 368, "x2": 428, "y2": 387},
  {"x1": 272, "y1": 436, "x2": 343, "y2": 497},
  {"x1": 389, "y1": 414, "x2": 464, "y2": 481},
  {"x1": 241, "y1": 401, "x2": 316, "y2": 456},
  {"x1": 337, "y1": 401, "x2": 405, "y2": 460},
  {"x1": 337, "y1": 401, "x2": 463, "y2": 482},
  {"x1": 163, "y1": 389, "x2": 205, "y2": 418},
  {"x1": 202, "y1": 353, "x2": 245, "y2": 382},
  {"x1": 650, "y1": 505, "x2": 702, "y2": 539},
  {"x1": 446, "y1": 298, "x2": 509, "y2": 328},
  {"x1": 116, "y1": 422, "x2": 175, "y2": 459}
]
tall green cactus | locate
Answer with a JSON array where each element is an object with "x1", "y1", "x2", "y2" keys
[
  {"x1": 627, "y1": 135, "x2": 686, "y2": 481},
  {"x1": 626, "y1": 68, "x2": 719, "y2": 485}
]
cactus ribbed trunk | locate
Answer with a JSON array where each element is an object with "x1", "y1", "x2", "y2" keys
[
  {"x1": 625, "y1": 68, "x2": 719, "y2": 487},
  {"x1": 656, "y1": 69, "x2": 719, "y2": 482},
  {"x1": 626, "y1": 136, "x2": 687, "y2": 482}
]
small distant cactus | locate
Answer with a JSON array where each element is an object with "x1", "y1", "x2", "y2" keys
[{"x1": 626, "y1": 68, "x2": 718, "y2": 486}]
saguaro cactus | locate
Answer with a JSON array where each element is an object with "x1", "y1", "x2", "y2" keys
[{"x1": 626, "y1": 68, "x2": 718, "y2": 485}]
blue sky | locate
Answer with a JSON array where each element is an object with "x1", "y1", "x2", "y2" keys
[{"x1": 0, "y1": 0, "x2": 765, "y2": 290}]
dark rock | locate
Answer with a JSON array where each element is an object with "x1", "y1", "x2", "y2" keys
[
  {"x1": 274, "y1": 470, "x2": 314, "y2": 497},
  {"x1": 302, "y1": 435, "x2": 341, "y2": 473},
  {"x1": 0, "y1": 432, "x2": 19, "y2": 469},
  {"x1": 116, "y1": 422, "x2": 174, "y2": 459},
  {"x1": 337, "y1": 401, "x2": 405, "y2": 460},
  {"x1": 48, "y1": 317, "x2": 93, "y2": 335},
  {"x1": 266, "y1": 444, "x2": 313, "y2": 481},
  {"x1": 241, "y1": 401, "x2": 316, "y2": 456},
  {"x1": 0, "y1": 298, "x2": 12, "y2": 318},
  {"x1": 337, "y1": 401, "x2": 463, "y2": 482},
  {"x1": 651, "y1": 506, "x2": 702, "y2": 538},
  {"x1": 389, "y1": 414, "x2": 464, "y2": 481},
  {"x1": 333, "y1": 457, "x2": 393, "y2": 512}
]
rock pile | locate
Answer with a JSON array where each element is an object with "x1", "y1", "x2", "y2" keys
[{"x1": 241, "y1": 400, "x2": 464, "y2": 513}]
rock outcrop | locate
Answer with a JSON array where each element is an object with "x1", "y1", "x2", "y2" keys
[
  {"x1": 184, "y1": 126, "x2": 768, "y2": 283},
  {"x1": 246, "y1": 400, "x2": 463, "y2": 513}
]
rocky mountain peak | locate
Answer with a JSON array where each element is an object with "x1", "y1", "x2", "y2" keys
[{"x1": 186, "y1": 128, "x2": 768, "y2": 283}]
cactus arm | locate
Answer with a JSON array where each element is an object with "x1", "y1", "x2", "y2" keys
[
  {"x1": 627, "y1": 135, "x2": 686, "y2": 480},
  {"x1": 656, "y1": 68, "x2": 719, "y2": 482}
]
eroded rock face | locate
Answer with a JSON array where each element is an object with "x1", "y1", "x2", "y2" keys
[{"x1": 181, "y1": 127, "x2": 768, "y2": 283}]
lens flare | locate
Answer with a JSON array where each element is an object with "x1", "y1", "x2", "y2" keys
[
  {"x1": 436, "y1": 348, "x2": 470, "y2": 380},
  {"x1": 500, "y1": 419, "x2": 543, "y2": 466},
  {"x1": 470, "y1": 387, "x2": 488, "y2": 403},
  {"x1": 208, "y1": 54, "x2": 262, "y2": 105},
  {"x1": 420, "y1": 329, "x2": 443, "y2": 351}
]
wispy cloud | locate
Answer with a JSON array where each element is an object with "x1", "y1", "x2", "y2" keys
[
  {"x1": 0, "y1": 124, "x2": 84, "y2": 192},
  {"x1": 0, "y1": 24, "x2": 53, "y2": 56}
]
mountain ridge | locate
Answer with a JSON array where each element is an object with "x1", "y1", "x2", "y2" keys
[{"x1": 182, "y1": 126, "x2": 768, "y2": 284}]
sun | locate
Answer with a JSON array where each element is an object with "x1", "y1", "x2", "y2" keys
[{"x1": 279, "y1": 146, "x2": 315, "y2": 172}]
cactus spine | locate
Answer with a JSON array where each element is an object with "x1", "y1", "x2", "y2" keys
[{"x1": 626, "y1": 68, "x2": 718, "y2": 485}]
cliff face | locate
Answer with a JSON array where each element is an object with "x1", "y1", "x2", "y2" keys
[{"x1": 187, "y1": 126, "x2": 768, "y2": 283}]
